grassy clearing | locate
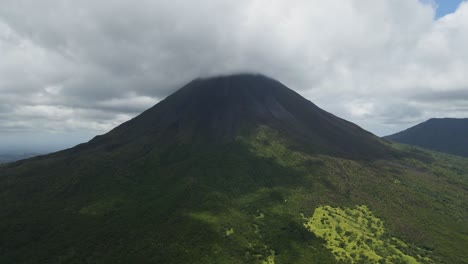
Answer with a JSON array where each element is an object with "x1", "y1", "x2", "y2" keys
[{"x1": 303, "y1": 205, "x2": 433, "y2": 264}]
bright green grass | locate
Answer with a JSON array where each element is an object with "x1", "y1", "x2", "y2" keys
[
  {"x1": 303, "y1": 205, "x2": 433, "y2": 264},
  {"x1": 225, "y1": 228, "x2": 234, "y2": 236},
  {"x1": 261, "y1": 249, "x2": 275, "y2": 264}
]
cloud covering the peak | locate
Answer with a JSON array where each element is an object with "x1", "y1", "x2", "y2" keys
[{"x1": 0, "y1": 0, "x2": 467, "y2": 152}]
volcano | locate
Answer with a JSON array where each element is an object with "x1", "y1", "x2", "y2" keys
[
  {"x1": 1, "y1": 74, "x2": 467, "y2": 264},
  {"x1": 81, "y1": 74, "x2": 390, "y2": 158}
]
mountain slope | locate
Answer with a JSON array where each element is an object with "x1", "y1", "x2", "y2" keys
[
  {"x1": 0, "y1": 74, "x2": 467, "y2": 264},
  {"x1": 84, "y1": 74, "x2": 391, "y2": 159},
  {"x1": 385, "y1": 118, "x2": 468, "y2": 157}
]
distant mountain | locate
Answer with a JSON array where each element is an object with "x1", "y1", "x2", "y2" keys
[
  {"x1": 1, "y1": 74, "x2": 467, "y2": 263},
  {"x1": 0, "y1": 153, "x2": 40, "y2": 164},
  {"x1": 385, "y1": 118, "x2": 468, "y2": 157}
]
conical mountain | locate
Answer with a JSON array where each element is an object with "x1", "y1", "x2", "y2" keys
[
  {"x1": 81, "y1": 74, "x2": 390, "y2": 158},
  {"x1": 1, "y1": 74, "x2": 467, "y2": 264}
]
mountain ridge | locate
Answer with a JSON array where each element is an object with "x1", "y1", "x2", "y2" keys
[{"x1": 385, "y1": 117, "x2": 468, "y2": 157}]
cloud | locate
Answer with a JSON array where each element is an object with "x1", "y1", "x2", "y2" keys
[{"x1": 0, "y1": 0, "x2": 467, "y2": 151}]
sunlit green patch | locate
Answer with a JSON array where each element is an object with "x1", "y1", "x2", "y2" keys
[
  {"x1": 225, "y1": 228, "x2": 234, "y2": 236},
  {"x1": 238, "y1": 126, "x2": 307, "y2": 169},
  {"x1": 303, "y1": 205, "x2": 433, "y2": 264},
  {"x1": 190, "y1": 211, "x2": 220, "y2": 225},
  {"x1": 255, "y1": 211, "x2": 265, "y2": 219},
  {"x1": 262, "y1": 249, "x2": 275, "y2": 264}
]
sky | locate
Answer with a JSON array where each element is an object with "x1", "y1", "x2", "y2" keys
[
  {"x1": 434, "y1": 0, "x2": 465, "y2": 17},
  {"x1": 0, "y1": 0, "x2": 467, "y2": 153}
]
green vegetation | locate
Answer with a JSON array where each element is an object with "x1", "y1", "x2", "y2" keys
[
  {"x1": 0, "y1": 127, "x2": 467, "y2": 263},
  {"x1": 79, "y1": 198, "x2": 125, "y2": 216},
  {"x1": 261, "y1": 250, "x2": 275, "y2": 264},
  {"x1": 303, "y1": 205, "x2": 432, "y2": 263}
]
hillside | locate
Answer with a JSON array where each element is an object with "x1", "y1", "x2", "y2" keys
[
  {"x1": 385, "y1": 118, "x2": 468, "y2": 157},
  {"x1": 0, "y1": 153, "x2": 40, "y2": 164},
  {"x1": 0, "y1": 74, "x2": 467, "y2": 264}
]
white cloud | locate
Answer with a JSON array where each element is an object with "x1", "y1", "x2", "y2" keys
[{"x1": 0, "y1": 0, "x2": 467, "y2": 151}]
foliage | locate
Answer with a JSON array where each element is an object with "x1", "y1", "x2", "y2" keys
[
  {"x1": 303, "y1": 205, "x2": 432, "y2": 263},
  {"x1": 0, "y1": 127, "x2": 467, "y2": 263}
]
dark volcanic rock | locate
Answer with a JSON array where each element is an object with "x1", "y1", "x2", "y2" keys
[{"x1": 86, "y1": 74, "x2": 390, "y2": 158}]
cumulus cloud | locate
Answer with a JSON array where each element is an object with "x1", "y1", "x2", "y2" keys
[{"x1": 0, "y1": 0, "x2": 467, "y2": 151}]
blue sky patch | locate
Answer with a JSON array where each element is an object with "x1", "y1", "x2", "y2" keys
[{"x1": 434, "y1": 0, "x2": 464, "y2": 18}]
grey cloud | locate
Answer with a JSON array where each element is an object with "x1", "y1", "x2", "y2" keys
[
  {"x1": 0, "y1": 0, "x2": 468, "y2": 152},
  {"x1": 410, "y1": 88, "x2": 468, "y2": 101}
]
